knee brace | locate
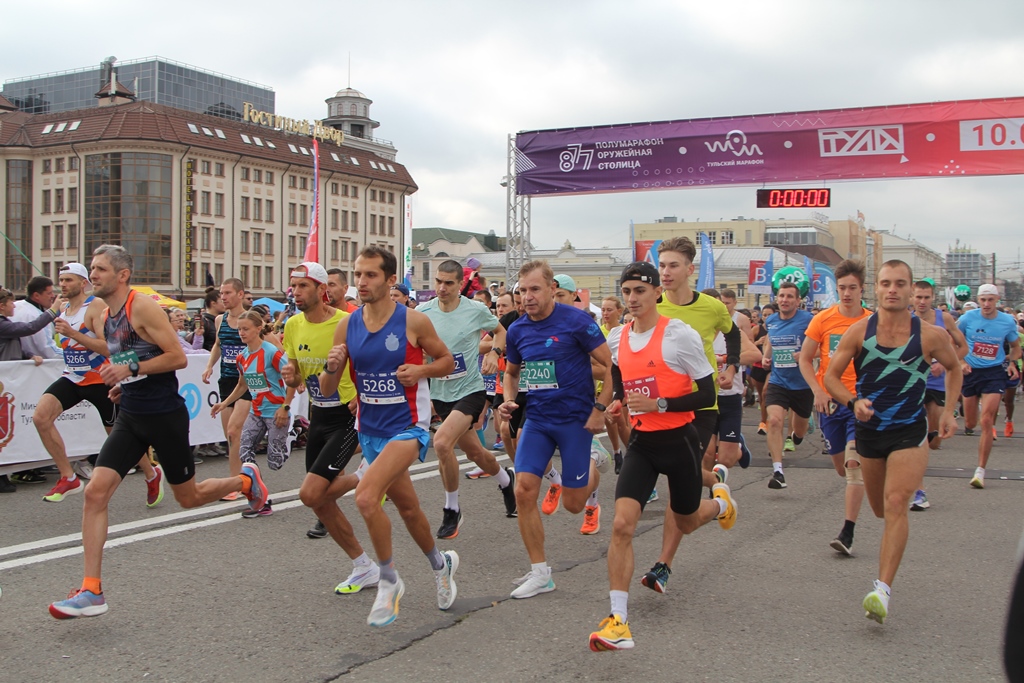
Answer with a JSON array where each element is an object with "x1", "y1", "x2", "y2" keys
[{"x1": 844, "y1": 443, "x2": 863, "y2": 486}]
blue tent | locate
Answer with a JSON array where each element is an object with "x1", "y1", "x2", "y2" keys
[{"x1": 251, "y1": 297, "x2": 285, "y2": 313}]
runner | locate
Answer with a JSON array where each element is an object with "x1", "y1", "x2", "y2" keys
[
  {"x1": 202, "y1": 278, "x2": 252, "y2": 490},
  {"x1": 600, "y1": 296, "x2": 631, "y2": 474},
  {"x1": 498, "y1": 261, "x2": 613, "y2": 599},
  {"x1": 824, "y1": 259, "x2": 961, "y2": 624},
  {"x1": 639, "y1": 237, "x2": 740, "y2": 594},
  {"x1": 761, "y1": 281, "x2": 814, "y2": 490},
  {"x1": 751, "y1": 303, "x2": 774, "y2": 435},
  {"x1": 33, "y1": 263, "x2": 164, "y2": 506},
  {"x1": 49, "y1": 245, "x2": 268, "y2": 619},
  {"x1": 327, "y1": 267, "x2": 359, "y2": 314},
  {"x1": 212, "y1": 309, "x2": 292, "y2": 518},
  {"x1": 589, "y1": 262, "x2": 732, "y2": 651},
  {"x1": 957, "y1": 284, "x2": 1021, "y2": 489},
  {"x1": 797, "y1": 260, "x2": 871, "y2": 555},
  {"x1": 417, "y1": 259, "x2": 516, "y2": 538},
  {"x1": 1002, "y1": 326, "x2": 1023, "y2": 437},
  {"x1": 318, "y1": 246, "x2": 459, "y2": 626}
]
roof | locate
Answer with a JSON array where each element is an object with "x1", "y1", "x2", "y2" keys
[
  {"x1": 468, "y1": 248, "x2": 634, "y2": 269},
  {"x1": 95, "y1": 80, "x2": 136, "y2": 99},
  {"x1": 0, "y1": 101, "x2": 417, "y2": 191},
  {"x1": 413, "y1": 227, "x2": 496, "y2": 249},
  {"x1": 0, "y1": 93, "x2": 16, "y2": 111}
]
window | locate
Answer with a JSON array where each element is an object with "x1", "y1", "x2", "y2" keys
[
  {"x1": 55, "y1": 158, "x2": 66, "y2": 173},
  {"x1": 42, "y1": 189, "x2": 52, "y2": 213},
  {"x1": 253, "y1": 169, "x2": 262, "y2": 183},
  {"x1": 266, "y1": 140, "x2": 276, "y2": 149},
  {"x1": 201, "y1": 191, "x2": 211, "y2": 215},
  {"x1": 351, "y1": 186, "x2": 359, "y2": 199},
  {"x1": 370, "y1": 214, "x2": 376, "y2": 235},
  {"x1": 187, "y1": 262, "x2": 197, "y2": 287},
  {"x1": 55, "y1": 188, "x2": 64, "y2": 213},
  {"x1": 721, "y1": 230, "x2": 734, "y2": 245},
  {"x1": 736, "y1": 284, "x2": 746, "y2": 297},
  {"x1": 214, "y1": 263, "x2": 224, "y2": 284},
  {"x1": 331, "y1": 240, "x2": 339, "y2": 260},
  {"x1": 240, "y1": 265, "x2": 249, "y2": 287},
  {"x1": 54, "y1": 224, "x2": 64, "y2": 249},
  {"x1": 331, "y1": 182, "x2": 339, "y2": 195},
  {"x1": 389, "y1": 192, "x2": 395, "y2": 204},
  {"x1": 288, "y1": 203, "x2": 297, "y2": 225},
  {"x1": 370, "y1": 189, "x2": 377, "y2": 202},
  {"x1": 288, "y1": 235, "x2": 297, "y2": 258},
  {"x1": 241, "y1": 167, "x2": 250, "y2": 181},
  {"x1": 241, "y1": 134, "x2": 252, "y2": 144},
  {"x1": 352, "y1": 240, "x2": 358, "y2": 256},
  {"x1": 342, "y1": 184, "x2": 349, "y2": 197},
  {"x1": 201, "y1": 160, "x2": 211, "y2": 175},
  {"x1": 240, "y1": 196, "x2": 250, "y2": 220},
  {"x1": 253, "y1": 198, "x2": 262, "y2": 221},
  {"x1": 201, "y1": 262, "x2": 210, "y2": 283},
  {"x1": 745, "y1": 230, "x2": 752, "y2": 245},
  {"x1": 265, "y1": 234, "x2": 273, "y2": 255},
  {"x1": 708, "y1": 231, "x2": 716, "y2": 245},
  {"x1": 352, "y1": 211, "x2": 359, "y2": 232},
  {"x1": 253, "y1": 266, "x2": 261, "y2": 288},
  {"x1": 265, "y1": 200, "x2": 273, "y2": 222},
  {"x1": 68, "y1": 224, "x2": 77, "y2": 248},
  {"x1": 342, "y1": 210, "x2": 349, "y2": 231},
  {"x1": 300, "y1": 236, "x2": 307, "y2": 256},
  {"x1": 69, "y1": 187, "x2": 78, "y2": 212},
  {"x1": 253, "y1": 231, "x2": 262, "y2": 254},
  {"x1": 215, "y1": 162, "x2": 225, "y2": 177},
  {"x1": 288, "y1": 175, "x2": 297, "y2": 188},
  {"x1": 215, "y1": 228, "x2": 224, "y2": 251},
  {"x1": 288, "y1": 144, "x2": 299, "y2": 154},
  {"x1": 42, "y1": 263, "x2": 51, "y2": 279},
  {"x1": 43, "y1": 159, "x2": 52, "y2": 174},
  {"x1": 388, "y1": 216, "x2": 395, "y2": 236},
  {"x1": 331, "y1": 209, "x2": 338, "y2": 230},
  {"x1": 340, "y1": 240, "x2": 348, "y2": 261},
  {"x1": 423, "y1": 262, "x2": 429, "y2": 282},
  {"x1": 240, "y1": 230, "x2": 250, "y2": 253},
  {"x1": 265, "y1": 171, "x2": 274, "y2": 185},
  {"x1": 215, "y1": 193, "x2": 224, "y2": 216},
  {"x1": 300, "y1": 204, "x2": 308, "y2": 226},
  {"x1": 201, "y1": 226, "x2": 211, "y2": 250},
  {"x1": 42, "y1": 225, "x2": 51, "y2": 249},
  {"x1": 300, "y1": 177, "x2": 308, "y2": 190},
  {"x1": 265, "y1": 267, "x2": 273, "y2": 289},
  {"x1": 69, "y1": 157, "x2": 79, "y2": 171}
]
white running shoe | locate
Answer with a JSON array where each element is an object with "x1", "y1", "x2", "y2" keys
[
  {"x1": 969, "y1": 467, "x2": 984, "y2": 489},
  {"x1": 435, "y1": 550, "x2": 459, "y2": 610},
  {"x1": 511, "y1": 569, "x2": 555, "y2": 599},
  {"x1": 863, "y1": 581, "x2": 890, "y2": 624},
  {"x1": 334, "y1": 563, "x2": 381, "y2": 595},
  {"x1": 367, "y1": 577, "x2": 405, "y2": 627},
  {"x1": 590, "y1": 437, "x2": 610, "y2": 474},
  {"x1": 72, "y1": 460, "x2": 94, "y2": 480}
]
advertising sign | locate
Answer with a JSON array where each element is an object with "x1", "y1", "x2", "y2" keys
[
  {"x1": 748, "y1": 259, "x2": 773, "y2": 295},
  {"x1": 812, "y1": 263, "x2": 838, "y2": 307},
  {"x1": 634, "y1": 239, "x2": 661, "y2": 265}
]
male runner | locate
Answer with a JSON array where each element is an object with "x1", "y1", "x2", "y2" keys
[
  {"x1": 418, "y1": 260, "x2": 515, "y2": 537},
  {"x1": 498, "y1": 261, "x2": 613, "y2": 599},
  {"x1": 202, "y1": 278, "x2": 252, "y2": 486},
  {"x1": 762, "y1": 281, "x2": 814, "y2": 490},
  {"x1": 825, "y1": 260, "x2": 960, "y2": 624},
  {"x1": 1002, "y1": 327, "x2": 1023, "y2": 436},
  {"x1": 639, "y1": 237, "x2": 740, "y2": 593},
  {"x1": 49, "y1": 245, "x2": 268, "y2": 619},
  {"x1": 589, "y1": 262, "x2": 733, "y2": 651},
  {"x1": 958, "y1": 283, "x2": 1021, "y2": 489},
  {"x1": 281, "y1": 262, "x2": 379, "y2": 591},
  {"x1": 798, "y1": 260, "x2": 871, "y2": 555},
  {"x1": 34, "y1": 263, "x2": 163, "y2": 505},
  {"x1": 327, "y1": 268, "x2": 358, "y2": 314},
  {"x1": 319, "y1": 246, "x2": 459, "y2": 627}
]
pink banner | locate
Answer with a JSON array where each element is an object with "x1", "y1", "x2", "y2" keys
[{"x1": 514, "y1": 97, "x2": 1024, "y2": 196}]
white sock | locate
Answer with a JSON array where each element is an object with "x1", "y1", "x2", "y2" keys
[
  {"x1": 874, "y1": 580, "x2": 891, "y2": 596},
  {"x1": 976, "y1": 467, "x2": 985, "y2": 477},
  {"x1": 355, "y1": 459, "x2": 369, "y2": 481},
  {"x1": 145, "y1": 470, "x2": 158, "y2": 483},
  {"x1": 546, "y1": 468, "x2": 562, "y2": 486},
  {"x1": 773, "y1": 462, "x2": 784, "y2": 474},
  {"x1": 495, "y1": 467, "x2": 511, "y2": 488},
  {"x1": 716, "y1": 497, "x2": 729, "y2": 517},
  {"x1": 445, "y1": 490, "x2": 460, "y2": 512},
  {"x1": 587, "y1": 488, "x2": 599, "y2": 507},
  {"x1": 531, "y1": 561, "x2": 549, "y2": 577},
  {"x1": 353, "y1": 552, "x2": 373, "y2": 568},
  {"x1": 609, "y1": 590, "x2": 629, "y2": 622},
  {"x1": 66, "y1": 473, "x2": 77, "y2": 482}
]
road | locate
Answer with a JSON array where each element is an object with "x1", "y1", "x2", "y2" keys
[{"x1": 0, "y1": 407, "x2": 1020, "y2": 682}]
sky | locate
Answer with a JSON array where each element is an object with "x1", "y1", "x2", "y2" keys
[{"x1": 4, "y1": 0, "x2": 1024, "y2": 267}]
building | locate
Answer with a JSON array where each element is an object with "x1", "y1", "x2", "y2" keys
[
  {"x1": 410, "y1": 227, "x2": 504, "y2": 294},
  {"x1": 323, "y1": 88, "x2": 396, "y2": 161},
  {"x1": 0, "y1": 86, "x2": 416, "y2": 297},
  {"x1": 873, "y1": 231, "x2": 944, "y2": 284},
  {"x1": 2, "y1": 56, "x2": 274, "y2": 120},
  {"x1": 946, "y1": 246, "x2": 990, "y2": 290}
]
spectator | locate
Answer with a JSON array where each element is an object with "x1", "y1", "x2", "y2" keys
[
  {"x1": 167, "y1": 308, "x2": 206, "y2": 354},
  {"x1": 242, "y1": 290, "x2": 254, "y2": 310},
  {"x1": 390, "y1": 282, "x2": 412, "y2": 307},
  {"x1": 12, "y1": 275, "x2": 59, "y2": 359},
  {"x1": 461, "y1": 257, "x2": 486, "y2": 297}
]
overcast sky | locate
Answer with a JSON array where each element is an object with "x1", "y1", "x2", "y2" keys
[{"x1": 5, "y1": 1, "x2": 1024, "y2": 266}]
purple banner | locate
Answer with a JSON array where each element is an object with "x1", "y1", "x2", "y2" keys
[{"x1": 514, "y1": 97, "x2": 1024, "y2": 196}]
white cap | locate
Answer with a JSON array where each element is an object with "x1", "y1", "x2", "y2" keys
[
  {"x1": 345, "y1": 286, "x2": 358, "y2": 300},
  {"x1": 963, "y1": 301, "x2": 979, "y2": 310},
  {"x1": 977, "y1": 283, "x2": 999, "y2": 297},
  {"x1": 59, "y1": 263, "x2": 89, "y2": 280},
  {"x1": 290, "y1": 262, "x2": 328, "y2": 285}
]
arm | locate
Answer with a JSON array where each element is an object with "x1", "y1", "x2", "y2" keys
[
  {"x1": 0, "y1": 309, "x2": 58, "y2": 338},
  {"x1": 823, "y1": 321, "x2": 870, "y2": 420},
  {"x1": 54, "y1": 299, "x2": 110, "y2": 356},
  {"x1": 720, "y1": 321, "x2": 741, "y2": 385},
  {"x1": 738, "y1": 330, "x2": 761, "y2": 366},
  {"x1": 98, "y1": 296, "x2": 187, "y2": 385},
  {"x1": 403, "y1": 310, "x2": 455, "y2": 384},
  {"x1": 735, "y1": 313, "x2": 754, "y2": 340},
  {"x1": 925, "y1": 324, "x2": 963, "y2": 439},
  {"x1": 798, "y1": 336, "x2": 830, "y2": 413},
  {"x1": 943, "y1": 312, "x2": 969, "y2": 360},
  {"x1": 480, "y1": 322, "x2": 506, "y2": 376},
  {"x1": 762, "y1": 337, "x2": 773, "y2": 367},
  {"x1": 318, "y1": 316, "x2": 350, "y2": 398},
  {"x1": 211, "y1": 374, "x2": 248, "y2": 417},
  {"x1": 586, "y1": 343, "x2": 614, "y2": 433},
  {"x1": 626, "y1": 373, "x2": 717, "y2": 414},
  {"x1": 202, "y1": 314, "x2": 223, "y2": 382}
]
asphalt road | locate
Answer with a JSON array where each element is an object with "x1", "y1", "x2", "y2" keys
[{"x1": 0, "y1": 406, "x2": 1021, "y2": 683}]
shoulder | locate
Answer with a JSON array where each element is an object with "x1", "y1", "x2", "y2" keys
[{"x1": 665, "y1": 316, "x2": 702, "y2": 342}]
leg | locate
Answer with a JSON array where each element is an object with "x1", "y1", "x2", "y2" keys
[
  {"x1": 861, "y1": 455, "x2": 887, "y2": 520},
  {"x1": 354, "y1": 440, "x2": 421, "y2": 563},
  {"x1": 964, "y1": 394, "x2": 980, "y2": 431},
  {"x1": 300, "y1": 472, "x2": 364, "y2": 559},
  {"x1": 766, "y1": 404, "x2": 786, "y2": 465},
  {"x1": 458, "y1": 430, "x2": 501, "y2": 475},
  {"x1": 608, "y1": 498, "x2": 642, "y2": 591},
  {"x1": 81, "y1": 467, "x2": 124, "y2": 580},
  {"x1": 432, "y1": 409, "x2": 473, "y2": 494},
  {"x1": 515, "y1": 472, "x2": 545, "y2": 562},
  {"x1": 33, "y1": 393, "x2": 74, "y2": 478},
  {"x1": 382, "y1": 468, "x2": 437, "y2": 554},
  {"x1": 1005, "y1": 386, "x2": 1016, "y2": 422},
  {"x1": 225, "y1": 400, "x2": 250, "y2": 477},
  {"x1": 791, "y1": 412, "x2": 810, "y2": 439},
  {"x1": 843, "y1": 443, "x2": 865, "y2": 524},
  {"x1": 978, "y1": 392, "x2": 1002, "y2": 468},
  {"x1": 877, "y1": 446, "x2": 929, "y2": 586},
  {"x1": 926, "y1": 401, "x2": 944, "y2": 450}
]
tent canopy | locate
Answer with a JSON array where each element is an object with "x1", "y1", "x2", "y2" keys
[
  {"x1": 131, "y1": 286, "x2": 185, "y2": 310},
  {"x1": 252, "y1": 297, "x2": 285, "y2": 313}
]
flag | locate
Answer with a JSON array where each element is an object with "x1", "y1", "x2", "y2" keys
[
  {"x1": 303, "y1": 139, "x2": 320, "y2": 263},
  {"x1": 404, "y1": 197, "x2": 414, "y2": 293},
  {"x1": 803, "y1": 255, "x2": 814, "y2": 306},
  {"x1": 696, "y1": 233, "x2": 715, "y2": 291},
  {"x1": 857, "y1": 210, "x2": 865, "y2": 221}
]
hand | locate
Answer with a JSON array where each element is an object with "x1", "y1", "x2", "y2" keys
[
  {"x1": 211, "y1": 402, "x2": 225, "y2": 418},
  {"x1": 280, "y1": 363, "x2": 297, "y2": 387},
  {"x1": 480, "y1": 353, "x2": 498, "y2": 376},
  {"x1": 396, "y1": 363, "x2": 422, "y2": 386},
  {"x1": 720, "y1": 364, "x2": 736, "y2": 389},
  {"x1": 53, "y1": 317, "x2": 74, "y2": 337},
  {"x1": 607, "y1": 399, "x2": 624, "y2": 418},
  {"x1": 108, "y1": 385, "x2": 122, "y2": 404},
  {"x1": 31, "y1": 355, "x2": 43, "y2": 366},
  {"x1": 347, "y1": 397, "x2": 358, "y2": 413},
  {"x1": 852, "y1": 397, "x2": 875, "y2": 422},
  {"x1": 498, "y1": 399, "x2": 517, "y2": 421},
  {"x1": 585, "y1": 410, "x2": 605, "y2": 434},
  {"x1": 326, "y1": 343, "x2": 348, "y2": 373},
  {"x1": 625, "y1": 390, "x2": 657, "y2": 414},
  {"x1": 1010, "y1": 364, "x2": 1020, "y2": 381},
  {"x1": 762, "y1": 355, "x2": 772, "y2": 368},
  {"x1": 202, "y1": 367, "x2": 213, "y2": 384},
  {"x1": 99, "y1": 362, "x2": 132, "y2": 386},
  {"x1": 961, "y1": 362, "x2": 972, "y2": 375},
  {"x1": 939, "y1": 410, "x2": 958, "y2": 439},
  {"x1": 930, "y1": 361, "x2": 943, "y2": 378},
  {"x1": 812, "y1": 388, "x2": 831, "y2": 414},
  {"x1": 273, "y1": 406, "x2": 290, "y2": 429}
]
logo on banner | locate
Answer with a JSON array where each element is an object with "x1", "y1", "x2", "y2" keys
[
  {"x1": 559, "y1": 143, "x2": 594, "y2": 172},
  {"x1": 819, "y1": 126, "x2": 905, "y2": 158},
  {"x1": 0, "y1": 383, "x2": 15, "y2": 451},
  {"x1": 705, "y1": 130, "x2": 762, "y2": 157},
  {"x1": 748, "y1": 259, "x2": 773, "y2": 295},
  {"x1": 180, "y1": 383, "x2": 202, "y2": 420}
]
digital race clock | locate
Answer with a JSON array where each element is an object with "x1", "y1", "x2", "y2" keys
[{"x1": 756, "y1": 188, "x2": 831, "y2": 208}]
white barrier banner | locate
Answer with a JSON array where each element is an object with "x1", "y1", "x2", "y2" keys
[{"x1": 0, "y1": 354, "x2": 306, "y2": 468}]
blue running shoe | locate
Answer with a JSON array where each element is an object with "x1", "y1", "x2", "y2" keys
[
  {"x1": 49, "y1": 589, "x2": 108, "y2": 619},
  {"x1": 738, "y1": 433, "x2": 752, "y2": 469},
  {"x1": 241, "y1": 462, "x2": 268, "y2": 512}
]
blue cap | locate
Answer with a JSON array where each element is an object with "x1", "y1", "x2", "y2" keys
[{"x1": 392, "y1": 283, "x2": 410, "y2": 297}]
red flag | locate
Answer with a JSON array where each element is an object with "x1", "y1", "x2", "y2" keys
[{"x1": 303, "y1": 139, "x2": 320, "y2": 263}]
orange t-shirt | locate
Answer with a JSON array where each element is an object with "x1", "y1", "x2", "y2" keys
[{"x1": 804, "y1": 305, "x2": 871, "y2": 394}]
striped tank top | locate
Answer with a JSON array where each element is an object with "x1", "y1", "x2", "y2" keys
[
  {"x1": 60, "y1": 296, "x2": 107, "y2": 385},
  {"x1": 854, "y1": 314, "x2": 929, "y2": 430}
]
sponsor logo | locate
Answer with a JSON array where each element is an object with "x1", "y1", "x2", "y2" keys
[
  {"x1": 818, "y1": 125, "x2": 904, "y2": 158},
  {"x1": 0, "y1": 382, "x2": 14, "y2": 452},
  {"x1": 180, "y1": 383, "x2": 203, "y2": 419},
  {"x1": 385, "y1": 333, "x2": 400, "y2": 352},
  {"x1": 544, "y1": 336, "x2": 560, "y2": 348},
  {"x1": 559, "y1": 144, "x2": 594, "y2": 173},
  {"x1": 704, "y1": 129, "x2": 762, "y2": 157}
]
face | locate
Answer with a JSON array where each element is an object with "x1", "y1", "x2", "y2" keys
[
  {"x1": 518, "y1": 269, "x2": 556, "y2": 319},
  {"x1": 837, "y1": 275, "x2": 864, "y2": 308},
  {"x1": 221, "y1": 283, "x2": 243, "y2": 309},
  {"x1": 601, "y1": 300, "x2": 620, "y2": 326},
  {"x1": 875, "y1": 264, "x2": 913, "y2": 312},
  {"x1": 722, "y1": 295, "x2": 736, "y2": 313},
  {"x1": 979, "y1": 293, "x2": 1000, "y2": 315},
  {"x1": 290, "y1": 277, "x2": 324, "y2": 312},
  {"x1": 354, "y1": 255, "x2": 395, "y2": 304},
  {"x1": 554, "y1": 288, "x2": 575, "y2": 305},
  {"x1": 244, "y1": 292, "x2": 254, "y2": 307},
  {"x1": 31, "y1": 285, "x2": 56, "y2": 308},
  {"x1": 775, "y1": 287, "x2": 799, "y2": 314},
  {"x1": 90, "y1": 254, "x2": 128, "y2": 299},
  {"x1": 169, "y1": 309, "x2": 187, "y2": 329},
  {"x1": 658, "y1": 250, "x2": 694, "y2": 293},
  {"x1": 434, "y1": 269, "x2": 462, "y2": 304},
  {"x1": 326, "y1": 274, "x2": 346, "y2": 306},
  {"x1": 389, "y1": 288, "x2": 408, "y2": 304},
  {"x1": 751, "y1": 309, "x2": 761, "y2": 323},
  {"x1": 912, "y1": 286, "x2": 934, "y2": 315},
  {"x1": 513, "y1": 291, "x2": 523, "y2": 314},
  {"x1": 496, "y1": 294, "x2": 514, "y2": 317},
  {"x1": 237, "y1": 317, "x2": 261, "y2": 344},
  {"x1": 58, "y1": 274, "x2": 85, "y2": 299},
  {"x1": 473, "y1": 291, "x2": 490, "y2": 308},
  {"x1": 0, "y1": 297, "x2": 14, "y2": 317},
  {"x1": 620, "y1": 281, "x2": 662, "y2": 319}
]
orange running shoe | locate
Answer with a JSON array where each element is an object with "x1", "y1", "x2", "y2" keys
[
  {"x1": 221, "y1": 491, "x2": 242, "y2": 502},
  {"x1": 1006, "y1": 421, "x2": 1014, "y2": 438},
  {"x1": 541, "y1": 483, "x2": 562, "y2": 515},
  {"x1": 580, "y1": 504, "x2": 601, "y2": 535},
  {"x1": 757, "y1": 422, "x2": 767, "y2": 435}
]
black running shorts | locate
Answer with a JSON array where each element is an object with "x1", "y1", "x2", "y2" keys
[
  {"x1": 45, "y1": 377, "x2": 117, "y2": 426},
  {"x1": 855, "y1": 421, "x2": 928, "y2": 460},
  {"x1": 97, "y1": 406, "x2": 193, "y2": 484},
  {"x1": 615, "y1": 423, "x2": 704, "y2": 516},
  {"x1": 305, "y1": 404, "x2": 359, "y2": 481}
]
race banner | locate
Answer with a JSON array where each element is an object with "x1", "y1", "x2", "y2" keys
[
  {"x1": 748, "y1": 259, "x2": 773, "y2": 295},
  {"x1": 813, "y1": 263, "x2": 839, "y2": 307},
  {"x1": 696, "y1": 234, "x2": 715, "y2": 291},
  {"x1": 514, "y1": 97, "x2": 1024, "y2": 196},
  {"x1": 634, "y1": 239, "x2": 661, "y2": 265}
]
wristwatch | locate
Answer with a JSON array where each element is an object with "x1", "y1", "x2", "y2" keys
[
  {"x1": 847, "y1": 398, "x2": 858, "y2": 412},
  {"x1": 593, "y1": 401, "x2": 607, "y2": 412},
  {"x1": 657, "y1": 398, "x2": 668, "y2": 413},
  {"x1": 128, "y1": 360, "x2": 140, "y2": 378},
  {"x1": 491, "y1": 346, "x2": 503, "y2": 355},
  {"x1": 282, "y1": 404, "x2": 290, "y2": 411}
]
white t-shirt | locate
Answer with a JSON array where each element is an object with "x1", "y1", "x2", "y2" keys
[
  {"x1": 12, "y1": 300, "x2": 59, "y2": 359},
  {"x1": 607, "y1": 317, "x2": 713, "y2": 381},
  {"x1": 713, "y1": 332, "x2": 744, "y2": 396}
]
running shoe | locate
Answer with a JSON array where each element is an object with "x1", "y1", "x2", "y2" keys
[
  {"x1": 49, "y1": 589, "x2": 108, "y2": 619},
  {"x1": 863, "y1": 581, "x2": 889, "y2": 624},
  {"x1": 241, "y1": 462, "x2": 268, "y2": 512},
  {"x1": 500, "y1": 468, "x2": 517, "y2": 518},
  {"x1": 436, "y1": 507, "x2": 463, "y2": 539},
  {"x1": 465, "y1": 467, "x2": 490, "y2": 479},
  {"x1": 541, "y1": 483, "x2": 562, "y2": 515},
  {"x1": 146, "y1": 465, "x2": 164, "y2": 508},
  {"x1": 964, "y1": 427, "x2": 975, "y2": 436},
  {"x1": 970, "y1": 468, "x2": 985, "y2": 489},
  {"x1": 1006, "y1": 421, "x2": 1014, "y2": 438},
  {"x1": 580, "y1": 504, "x2": 601, "y2": 535},
  {"x1": 493, "y1": 438, "x2": 504, "y2": 451},
  {"x1": 43, "y1": 476, "x2": 83, "y2": 502},
  {"x1": 647, "y1": 488, "x2": 659, "y2": 503},
  {"x1": 72, "y1": 459, "x2": 94, "y2": 480},
  {"x1": 993, "y1": 427, "x2": 998, "y2": 441},
  {"x1": 589, "y1": 614, "x2": 634, "y2": 651},
  {"x1": 241, "y1": 500, "x2": 273, "y2": 518},
  {"x1": 712, "y1": 464, "x2": 728, "y2": 485},
  {"x1": 784, "y1": 436, "x2": 795, "y2": 452},
  {"x1": 307, "y1": 519, "x2": 328, "y2": 539},
  {"x1": 367, "y1": 577, "x2": 405, "y2": 627},
  {"x1": 910, "y1": 489, "x2": 930, "y2": 511},
  {"x1": 510, "y1": 569, "x2": 555, "y2": 599},
  {"x1": 221, "y1": 491, "x2": 241, "y2": 501},
  {"x1": 435, "y1": 550, "x2": 459, "y2": 610},
  {"x1": 614, "y1": 451, "x2": 623, "y2": 475},
  {"x1": 712, "y1": 483, "x2": 736, "y2": 530},
  {"x1": 830, "y1": 529, "x2": 853, "y2": 556},
  {"x1": 591, "y1": 437, "x2": 610, "y2": 474},
  {"x1": 757, "y1": 422, "x2": 767, "y2": 435},
  {"x1": 768, "y1": 470, "x2": 787, "y2": 489},
  {"x1": 738, "y1": 434, "x2": 752, "y2": 469},
  {"x1": 641, "y1": 562, "x2": 671, "y2": 593},
  {"x1": 11, "y1": 470, "x2": 46, "y2": 484},
  {"x1": 335, "y1": 562, "x2": 381, "y2": 594}
]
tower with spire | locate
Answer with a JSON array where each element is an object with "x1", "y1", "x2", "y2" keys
[{"x1": 323, "y1": 87, "x2": 397, "y2": 161}]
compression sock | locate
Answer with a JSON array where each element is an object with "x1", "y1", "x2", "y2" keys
[
  {"x1": 379, "y1": 558, "x2": 398, "y2": 584},
  {"x1": 444, "y1": 490, "x2": 460, "y2": 512},
  {"x1": 82, "y1": 576, "x2": 102, "y2": 595},
  {"x1": 545, "y1": 469, "x2": 562, "y2": 486},
  {"x1": 425, "y1": 546, "x2": 445, "y2": 571}
]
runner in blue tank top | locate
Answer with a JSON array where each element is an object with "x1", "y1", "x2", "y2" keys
[
  {"x1": 825, "y1": 260, "x2": 962, "y2": 626},
  {"x1": 318, "y1": 245, "x2": 460, "y2": 628},
  {"x1": 49, "y1": 245, "x2": 269, "y2": 621}
]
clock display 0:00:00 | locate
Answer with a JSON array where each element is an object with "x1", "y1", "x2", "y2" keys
[{"x1": 756, "y1": 188, "x2": 831, "y2": 208}]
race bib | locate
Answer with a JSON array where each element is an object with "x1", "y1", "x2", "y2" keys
[
  {"x1": 973, "y1": 341, "x2": 999, "y2": 361},
  {"x1": 359, "y1": 371, "x2": 404, "y2": 405},
  {"x1": 63, "y1": 347, "x2": 91, "y2": 373},
  {"x1": 483, "y1": 373, "x2": 497, "y2": 394},
  {"x1": 439, "y1": 352, "x2": 468, "y2": 381},
  {"x1": 829, "y1": 334, "x2": 843, "y2": 355},
  {"x1": 221, "y1": 343, "x2": 245, "y2": 365},
  {"x1": 305, "y1": 375, "x2": 342, "y2": 408},
  {"x1": 111, "y1": 349, "x2": 144, "y2": 384},
  {"x1": 623, "y1": 375, "x2": 660, "y2": 402},
  {"x1": 772, "y1": 347, "x2": 798, "y2": 369},
  {"x1": 244, "y1": 371, "x2": 269, "y2": 393},
  {"x1": 522, "y1": 360, "x2": 558, "y2": 390}
]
